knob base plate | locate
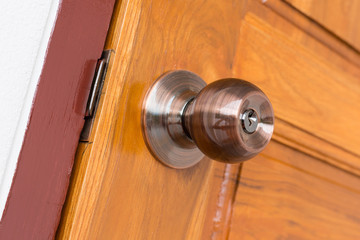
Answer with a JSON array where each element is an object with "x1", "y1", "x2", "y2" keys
[{"x1": 142, "y1": 70, "x2": 206, "y2": 169}]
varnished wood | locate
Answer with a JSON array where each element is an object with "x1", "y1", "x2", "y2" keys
[
  {"x1": 229, "y1": 2, "x2": 360, "y2": 238},
  {"x1": 228, "y1": 141, "x2": 360, "y2": 240},
  {"x1": 232, "y1": 2, "x2": 360, "y2": 158},
  {"x1": 285, "y1": 0, "x2": 360, "y2": 52},
  {"x1": 264, "y1": 0, "x2": 360, "y2": 67},
  {"x1": 273, "y1": 118, "x2": 360, "y2": 177},
  {"x1": 58, "y1": 0, "x2": 360, "y2": 239},
  {"x1": 58, "y1": 0, "x2": 245, "y2": 239}
]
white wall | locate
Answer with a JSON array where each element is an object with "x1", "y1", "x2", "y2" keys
[{"x1": 0, "y1": 0, "x2": 60, "y2": 218}]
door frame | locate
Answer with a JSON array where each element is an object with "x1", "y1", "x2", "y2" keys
[{"x1": 0, "y1": 0, "x2": 115, "y2": 238}]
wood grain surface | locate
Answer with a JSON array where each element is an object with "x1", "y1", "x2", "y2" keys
[
  {"x1": 58, "y1": 0, "x2": 360, "y2": 239},
  {"x1": 263, "y1": 0, "x2": 360, "y2": 67},
  {"x1": 228, "y1": 141, "x2": 360, "y2": 240},
  {"x1": 284, "y1": 0, "x2": 360, "y2": 52},
  {"x1": 57, "y1": 0, "x2": 245, "y2": 239},
  {"x1": 230, "y1": 2, "x2": 360, "y2": 238},
  {"x1": 231, "y1": 4, "x2": 360, "y2": 170}
]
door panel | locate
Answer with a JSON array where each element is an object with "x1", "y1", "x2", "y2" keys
[
  {"x1": 58, "y1": 0, "x2": 360, "y2": 239},
  {"x1": 231, "y1": 10, "x2": 360, "y2": 169},
  {"x1": 284, "y1": 0, "x2": 360, "y2": 51},
  {"x1": 263, "y1": 0, "x2": 360, "y2": 67},
  {"x1": 228, "y1": 141, "x2": 360, "y2": 240}
]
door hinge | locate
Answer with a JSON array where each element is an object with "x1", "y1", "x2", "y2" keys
[
  {"x1": 85, "y1": 50, "x2": 112, "y2": 117},
  {"x1": 80, "y1": 50, "x2": 112, "y2": 141}
]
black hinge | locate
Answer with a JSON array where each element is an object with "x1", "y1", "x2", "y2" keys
[{"x1": 80, "y1": 50, "x2": 112, "y2": 141}]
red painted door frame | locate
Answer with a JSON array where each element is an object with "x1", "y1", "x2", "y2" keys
[{"x1": 0, "y1": 0, "x2": 116, "y2": 238}]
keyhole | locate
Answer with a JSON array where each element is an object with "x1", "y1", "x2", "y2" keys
[{"x1": 241, "y1": 109, "x2": 259, "y2": 134}]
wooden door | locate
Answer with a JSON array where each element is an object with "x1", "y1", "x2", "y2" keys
[{"x1": 57, "y1": 0, "x2": 360, "y2": 239}]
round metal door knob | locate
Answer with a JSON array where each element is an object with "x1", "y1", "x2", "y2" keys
[{"x1": 142, "y1": 70, "x2": 274, "y2": 169}]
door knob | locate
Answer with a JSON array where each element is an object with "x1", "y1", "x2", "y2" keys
[{"x1": 142, "y1": 70, "x2": 274, "y2": 169}]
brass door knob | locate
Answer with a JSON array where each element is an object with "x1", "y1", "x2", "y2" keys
[{"x1": 142, "y1": 70, "x2": 274, "y2": 169}]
